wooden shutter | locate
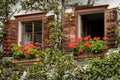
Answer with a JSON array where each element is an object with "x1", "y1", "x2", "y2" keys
[
  {"x1": 62, "y1": 13, "x2": 76, "y2": 51},
  {"x1": 105, "y1": 8, "x2": 117, "y2": 48},
  {"x1": 42, "y1": 15, "x2": 54, "y2": 49},
  {"x1": 3, "y1": 20, "x2": 17, "y2": 56}
]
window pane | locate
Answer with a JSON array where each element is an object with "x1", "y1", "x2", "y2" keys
[
  {"x1": 23, "y1": 22, "x2": 32, "y2": 33},
  {"x1": 34, "y1": 33, "x2": 42, "y2": 47},
  {"x1": 34, "y1": 21, "x2": 42, "y2": 32},
  {"x1": 22, "y1": 21, "x2": 42, "y2": 47},
  {"x1": 23, "y1": 34, "x2": 32, "y2": 44}
]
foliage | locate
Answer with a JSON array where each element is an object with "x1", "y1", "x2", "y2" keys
[
  {"x1": 75, "y1": 50, "x2": 120, "y2": 80},
  {"x1": 0, "y1": 24, "x2": 5, "y2": 43},
  {"x1": 0, "y1": 24, "x2": 4, "y2": 59},
  {"x1": 0, "y1": 0, "x2": 19, "y2": 58},
  {"x1": 7, "y1": 39, "x2": 40, "y2": 59},
  {"x1": 0, "y1": 0, "x2": 19, "y2": 22},
  {"x1": 69, "y1": 35, "x2": 107, "y2": 56},
  {"x1": 11, "y1": 43, "x2": 40, "y2": 59},
  {"x1": 0, "y1": 59, "x2": 25, "y2": 80},
  {"x1": 0, "y1": 51, "x2": 3, "y2": 59},
  {"x1": 48, "y1": 21, "x2": 62, "y2": 49},
  {"x1": 115, "y1": 6, "x2": 120, "y2": 47},
  {"x1": 25, "y1": 48, "x2": 76, "y2": 80}
]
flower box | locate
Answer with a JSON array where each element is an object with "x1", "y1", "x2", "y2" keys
[
  {"x1": 12, "y1": 58, "x2": 42, "y2": 65},
  {"x1": 69, "y1": 35, "x2": 108, "y2": 60},
  {"x1": 73, "y1": 52, "x2": 107, "y2": 60}
]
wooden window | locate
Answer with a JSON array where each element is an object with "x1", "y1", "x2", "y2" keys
[
  {"x1": 22, "y1": 20, "x2": 42, "y2": 46},
  {"x1": 75, "y1": 5, "x2": 109, "y2": 39},
  {"x1": 75, "y1": 5, "x2": 117, "y2": 48}
]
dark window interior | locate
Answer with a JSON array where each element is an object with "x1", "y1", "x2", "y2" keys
[{"x1": 81, "y1": 12, "x2": 104, "y2": 39}]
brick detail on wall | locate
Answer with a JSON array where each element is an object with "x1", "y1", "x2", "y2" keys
[
  {"x1": 3, "y1": 20, "x2": 17, "y2": 56},
  {"x1": 105, "y1": 9, "x2": 117, "y2": 48},
  {"x1": 62, "y1": 13, "x2": 76, "y2": 51},
  {"x1": 42, "y1": 15, "x2": 54, "y2": 49}
]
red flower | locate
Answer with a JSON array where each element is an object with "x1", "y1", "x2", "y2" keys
[
  {"x1": 88, "y1": 35, "x2": 91, "y2": 39},
  {"x1": 76, "y1": 37, "x2": 82, "y2": 43},
  {"x1": 35, "y1": 42, "x2": 39, "y2": 47},
  {"x1": 79, "y1": 48, "x2": 83, "y2": 53},
  {"x1": 22, "y1": 49, "x2": 25, "y2": 53},
  {"x1": 25, "y1": 43, "x2": 31, "y2": 46},
  {"x1": 93, "y1": 37, "x2": 97, "y2": 40},
  {"x1": 84, "y1": 35, "x2": 91, "y2": 41},
  {"x1": 93, "y1": 37, "x2": 100, "y2": 40},
  {"x1": 103, "y1": 37, "x2": 107, "y2": 41},
  {"x1": 69, "y1": 41, "x2": 76, "y2": 49},
  {"x1": 7, "y1": 39, "x2": 12, "y2": 44},
  {"x1": 15, "y1": 48, "x2": 19, "y2": 51},
  {"x1": 26, "y1": 50, "x2": 31, "y2": 54},
  {"x1": 98, "y1": 37, "x2": 100, "y2": 40},
  {"x1": 7, "y1": 46, "x2": 11, "y2": 51},
  {"x1": 84, "y1": 42, "x2": 91, "y2": 48},
  {"x1": 23, "y1": 46, "x2": 29, "y2": 51},
  {"x1": 20, "y1": 41, "x2": 24, "y2": 46}
]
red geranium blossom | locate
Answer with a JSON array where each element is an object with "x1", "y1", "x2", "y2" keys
[
  {"x1": 7, "y1": 46, "x2": 11, "y2": 51},
  {"x1": 76, "y1": 37, "x2": 82, "y2": 43},
  {"x1": 79, "y1": 48, "x2": 83, "y2": 53},
  {"x1": 84, "y1": 42, "x2": 91, "y2": 48},
  {"x1": 35, "y1": 42, "x2": 39, "y2": 47},
  {"x1": 15, "y1": 48, "x2": 19, "y2": 51},
  {"x1": 84, "y1": 35, "x2": 91, "y2": 41},
  {"x1": 7, "y1": 39, "x2": 12, "y2": 44},
  {"x1": 26, "y1": 50, "x2": 31, "y2": 55},
  {"x1": 69, "y1": 41, "x2": 76, "y2": 49},
  {"x1": 20, "y1": 41, "x2": 24, "y2": 46},
  {"x1": 93, "y1": 37, "x2": 100, "y2": 40},
  {"x1": 103, "y1": 37, "x2": 107, "y2": 41}
]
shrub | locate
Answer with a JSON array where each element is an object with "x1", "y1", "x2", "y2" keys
[
  {"x1": 75, "y1": 50, "x2": 120, "y2": 80},
  {"x1": 25, "y1": 48, "x2": 76, "y2": 80},
  {"x1": 0, "y1": 59, "x2": 25, "y2": 80}
]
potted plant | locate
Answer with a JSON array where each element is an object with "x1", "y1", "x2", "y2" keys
[
  {"x1": 6, "y1": 39, "x2": 41, "y2": 64},
  {"x1": 69, "y1": 35, "x2": 108, "y2": 60}
]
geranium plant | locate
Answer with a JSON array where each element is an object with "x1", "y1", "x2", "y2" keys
[
  {"x1": 69, "y1": 35, "x2": 108, "y2": 56},
  {"x1": 7, "y1": 39, "x2": 40, "y2": 59}
]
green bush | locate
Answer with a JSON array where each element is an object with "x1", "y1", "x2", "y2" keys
[
  {"x1": 25, "y1": 48, "x2": 76, "y2": 80},
  {"x1": 75, "y1": 50, "x2": 120, "y2": 80},
  {"x1": 0, "y1": 59, "x2": 25, "y2": 80}
]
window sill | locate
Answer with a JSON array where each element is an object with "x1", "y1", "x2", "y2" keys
[
  {"x1": 73, "y1": 51, "x2": 107, "y2": 60},
  {"x1": 12, "y1": 58, "x2": 42, "y2": 65}
]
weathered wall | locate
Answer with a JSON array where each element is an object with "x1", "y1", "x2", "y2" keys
[{"x1": 3, "y1": 20, "x2": 17, "y2": 56}]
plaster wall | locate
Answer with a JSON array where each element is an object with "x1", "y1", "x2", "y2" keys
[{"x1": 11, "y1": 0, "x2": 120, "y2": 20}]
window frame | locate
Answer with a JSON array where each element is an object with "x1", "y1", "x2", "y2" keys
[
  {"x1": 75, "y1": 5, "x2": 108, "y2": 39},
  {"x1": 15, "y1": 13, "x2": 45, "y2": 46},
  {"x1": 22, "y1": 20, "x2": 42, "y2": 45}
]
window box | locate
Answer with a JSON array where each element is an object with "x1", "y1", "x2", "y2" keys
[
  {"x1": 73, "y1": 52, "x2": 107, "y2": 60},
  {"x1": 69, "y1": 35, "x2": 108, "y2": 60},
  {"x1": 12, "y1": 58, "x2": 42, "y2": 65}
]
